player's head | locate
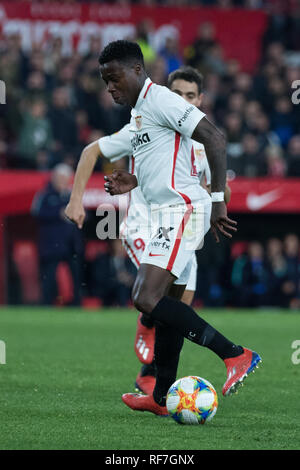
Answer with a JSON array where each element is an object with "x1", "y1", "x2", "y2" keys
[
  {"x1": 98, "y1": 40, "x2": 147, "y2": 107},
  {"x1": 168, "y1": 66, "x2": 204, "y2": 107}
]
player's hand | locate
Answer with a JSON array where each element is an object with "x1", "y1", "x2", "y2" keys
[
  {"x1": 64, "y1": 200, "x2": 86, "y2": 229},
  {"x1": 210, "y1": 201, "x2": 237, "y2": 243},
  {"x1": 104, "y1": 169, "x2": 138, "y2": 195}
]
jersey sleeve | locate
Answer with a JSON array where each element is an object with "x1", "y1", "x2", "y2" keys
[
  {"x1": 98, "y1": 124, "x2": 132, "y2": 162},
  {"x1": 152, "y1": 87, "x2": 206, "y2": 138}
]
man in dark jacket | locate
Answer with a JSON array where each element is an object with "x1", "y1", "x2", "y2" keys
[{"x1": 31, "y1": 164, "x2": 83, "y2": 305}]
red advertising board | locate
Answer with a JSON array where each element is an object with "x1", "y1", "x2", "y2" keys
[
  {"x1": 0, "y1": 2, "x2": 267, "y2": 72},
  {"x1": 0, "y1": 172, "x2": 299, "y2": 215}
]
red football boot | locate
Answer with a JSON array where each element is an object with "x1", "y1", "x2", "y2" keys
[
  {"x1": 122, "y1": 393, "x2": 169, "y2": 417},
  {"x1": 135, "y1": 371, "x2": 156, "y2": 395},
  {"x1": 134, "y1": 314, "x2": 155, "y2": 364},
  {"x1": 222, "y1": 347, "x2": 262, "y2": 396}
]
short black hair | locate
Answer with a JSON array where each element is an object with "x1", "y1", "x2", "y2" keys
[
  {"x1": 168, "y1": 66, "x2": 204, "y2": 94},
  {"x1": 98, "y1": 40, "x2": 145, "y2": 68}
]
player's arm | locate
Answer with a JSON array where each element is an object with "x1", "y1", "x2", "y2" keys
[
  {"x1": 192, "y1": 117, "x2": 236, "y2": 242},
  {"x1": 65, "y1": 124, "x2": 132, "y2": 228},
  {"x1": 201, "y1": 157, "x2": 231, "y2": 204},
  {"x1": 65, "y1": 141, "x2": 101, "y2": 228}
]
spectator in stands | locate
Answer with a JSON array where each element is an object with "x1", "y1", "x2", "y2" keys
[
  {"x1": 89, "y1": 239, "x2": 136, "y2": 307},
  {"x1": 264, "y1": 144, "x2": 286, "y2": 177},
  {"x1": 203, "y1": 43, "x2": 227, "y2": 76},
  {"x1": 223, "y1": 112, "x2": 244, "y2": 164},
  {"x1": 31, "y1": 164, "x2": 83, "y2": 306},
  {"x1": 237, "y1": 241, "x2": 270, "y2": 307},
  {"x1": 184, "y1": 22, "x2": 218, "y2": 69},
  {"x1": 266, "y1": 237, "x2": 290, "y2": 307},
  {"x1": 24, "y1": 71, "x2": 49, "y2": 104},
  {"x1": 48, "y1": 87, "x2": 78, "y2": 163},
  {"x1": 75, "y1": 109, "x2": 93, "y2": 153},
  {"x1": 135, "y1": 19, "x2": 156, "y2": 67},
  {"x1": 283, "y1": 233, "x2": 300, "y2": 305},
  {"x1": 239, "y1": 133, "x2": 266, "y2": 177},
  {"x1": 17, "y1": 99, "x2": 53, "y2": 169},
  {"x1": 147, "y1": 56, "x2": 168, "y2": 85},
  {"x1": 287, "y1": 135, "x2": 300, "y2": 176},
  {"x1": 251, "y1": 111, "x2": 280, "y2": 150},
  {"x1": 271, "y1": 96, "x2": 297, "y2": 147},
  {"x1": 88, "y1": 88, "x2": 129, "y2": 136},
  {"x1": 159, "y1": 37, "x2": 183, "y2": 75}
]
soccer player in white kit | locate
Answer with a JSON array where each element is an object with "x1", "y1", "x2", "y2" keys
[
  {"x1": 100, "y1": 67, "x2": 215, "y2": 395},
  {"x1": 66, "y1": 41, "x2": 261, "y2": 416}
]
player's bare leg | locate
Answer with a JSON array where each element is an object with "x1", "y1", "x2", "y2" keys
[{"x1": 181, "y1": 289, "x2": 195, "y2": 306}]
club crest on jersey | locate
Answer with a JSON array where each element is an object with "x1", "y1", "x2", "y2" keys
[
  {"x1": 195, "y1": 148, "x2": 204, "y2": 161},
  {"x1": 135, "y1": 115, "x2": 143, "y2": 130}
]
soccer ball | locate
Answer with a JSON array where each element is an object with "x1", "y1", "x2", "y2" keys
[{"x1": 166, "y1": 376, "x2": 218, "y2": 425}]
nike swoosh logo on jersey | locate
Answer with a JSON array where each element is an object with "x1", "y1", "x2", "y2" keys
[
  {"x1": 149, "y1": 252, "x2": 165, "y2": 257},
  {"x1": 246, "y1": 189, "x2": 281, "y2": 211}
]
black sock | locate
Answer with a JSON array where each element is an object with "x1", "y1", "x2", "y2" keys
[
  {"x1": 140, "y1": 313, "x2": 155, "y2": 329},
  {"x1": 152, "y1": 321, "x2": 184, "y2": 407},
  {"x1": 139, "y1": 362, "x2": 156, "y2": 377},
  {"x1": 151, "y1": 296, "x2": 243, "y2": 361}
]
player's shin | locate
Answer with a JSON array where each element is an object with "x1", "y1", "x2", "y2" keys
[
  {"x1": 150, "y1": 296, "x2": 243, "y2": 361},
  {"x1": 152, "y1": 322, "x2": 184, "y2": 407}
]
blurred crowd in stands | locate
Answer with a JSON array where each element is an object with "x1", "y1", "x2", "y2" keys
[
  {"x1": 1, "y1": 1, "x2": 300, "y2": 309},
  {"x1": 197, "y1": 232, "x2": 300, "y2": 309},
  {"x1": 0, "y1": 2, "x2": 300, "y2": 177}
]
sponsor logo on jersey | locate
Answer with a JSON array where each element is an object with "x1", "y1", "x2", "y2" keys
[
  {"x1": 149, "y1": 252, "x2": 165, "y2": 257},
  {"x1": 150, "y1": 240, "x2": 170, "y2": 251},
  {"x1": 178, "y1": 106, "x2": 194, "y2": 127},
  {"x1": 153, "y1": 226, "x2": 174, "y2": 241},
  {"x1": 131, "y1": 132, "x2": 150, "y2": 151}
]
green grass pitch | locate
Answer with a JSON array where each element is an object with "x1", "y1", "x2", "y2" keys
[{"x1": 0, "y1": 307, "x2": 299, "y2": 450}]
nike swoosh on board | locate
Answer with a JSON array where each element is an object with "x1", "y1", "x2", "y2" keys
[{"x1": 246, "y1": 189, "x2": 281, "y2": 211}]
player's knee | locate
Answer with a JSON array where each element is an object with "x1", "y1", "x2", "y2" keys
[{"x1": 133, "y1": 289, "x2": 160, "y2": 315}]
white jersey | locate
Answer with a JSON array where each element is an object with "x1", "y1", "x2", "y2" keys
[
  {"x1": 128, "y1": 78, "x2": 210, "y2": 208},
  {"x1": 99, "y1": 75, "x2": 211, "y2": 205},
  {"x1": 99, "y1": 126, "x2": 211, "y2": 239},
  {"x1": 98, "y1": 81, "x2": 212, "y2": 281}
]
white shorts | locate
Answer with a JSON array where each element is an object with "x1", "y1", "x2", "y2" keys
[{"x1": 121, "y1": 200, "x2": 211, "y2": 289}]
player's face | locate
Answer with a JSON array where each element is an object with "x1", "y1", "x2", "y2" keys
[
  {"x1": 170, "y1": 79, "x2": 202, "y2": 107},
  {"x1": 100, "y1": 61, "x2": 141, "y2": 107}
]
